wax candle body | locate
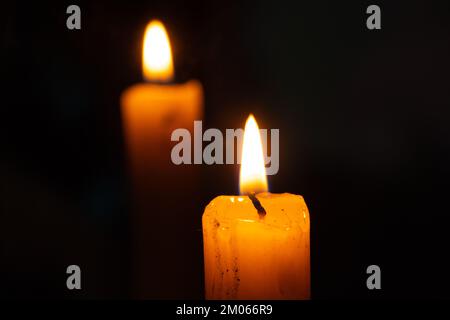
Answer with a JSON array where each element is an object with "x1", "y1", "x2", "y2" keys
[
  {"x1": 121, "y1": 80, "x2": 202, "y2": 171},
  {"x1": 121, "y1": 80, "x2": 203, "y2": 298},
  {"x1": 202, "y1": 192, "x2": 310, "y2": 300}
]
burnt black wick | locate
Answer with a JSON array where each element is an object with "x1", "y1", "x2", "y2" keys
[{"x1": 248, "y1": 193, "x2": 266, "y2": 217}]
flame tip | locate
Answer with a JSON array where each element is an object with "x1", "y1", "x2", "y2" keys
[
  {"x1": 142, "y1": 19, "x2": 174, "y2": 82},
  {"x1": 239, "y1": 114, "x2": 268, "y2": 195}
]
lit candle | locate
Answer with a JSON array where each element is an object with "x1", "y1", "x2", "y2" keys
[
  {"x1": 202, "y1": 115, "x2": 310, "y2": 300},
  {"x1": 121, "y1": 20, "x2": 203, "y2": 173},
  {"x1": 121, "y1": 20, "x2": 203, "y2": 298}
]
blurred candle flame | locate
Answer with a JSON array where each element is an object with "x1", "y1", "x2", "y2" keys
[
  {"x1": 142, "y1": 20, "x2": 174, "y2": 82},
  {"x1": 239, "y1": 114, "x2": 268, "y2": 195}
]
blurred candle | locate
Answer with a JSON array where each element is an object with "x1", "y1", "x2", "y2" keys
[
  {"x1": 122, "y1": 20, "x2": 203, "y2": 172},
  {"x1": 121, "y1": 20, "x2": 203, "y2": 298},
  {"x1": 202, "y1": 115, "x2": 310, "y2": 300}
]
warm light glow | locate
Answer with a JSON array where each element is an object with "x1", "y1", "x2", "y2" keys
[
  {"x1": 142, "y1": 20, "x2": 174, "y2": 82},
  {"x1": 239, "y1": 114, "x2": 268, "y2": 195}
]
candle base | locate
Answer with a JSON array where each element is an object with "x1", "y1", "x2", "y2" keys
[{"x1": 202, "y1": 192, "x2": 310, "y2": 300}]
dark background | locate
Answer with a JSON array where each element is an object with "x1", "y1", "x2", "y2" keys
[{"x1": 2, "y1": 0, "x2": 450, "y2": 299}]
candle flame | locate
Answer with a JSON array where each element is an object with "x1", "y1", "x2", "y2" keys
[
  {"x1": 142, "y1": 20, "x2": 174, "y2": 82},
  {"x1": 239, "y1": 114, "x2": 268, "y2": 195}
]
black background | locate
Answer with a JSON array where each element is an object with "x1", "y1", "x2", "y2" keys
[{"x1": 2, "y1": 0, "x2": 450, "y2": 299}]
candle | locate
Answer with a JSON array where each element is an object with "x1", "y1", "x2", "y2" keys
[
  {"x1": 202, "y1": 115, "x2": 310, "y2": 300},
  {"x1": 121, "y1": 20, "x2": 203, "y2": 173},
  {"x1": 121, "y1": 20, "x2": 203, "y2": 298}
]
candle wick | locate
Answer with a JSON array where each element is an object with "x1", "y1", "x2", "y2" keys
[{"x1": 248, "y1": 193, "x2": 266, "y2": 218}]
